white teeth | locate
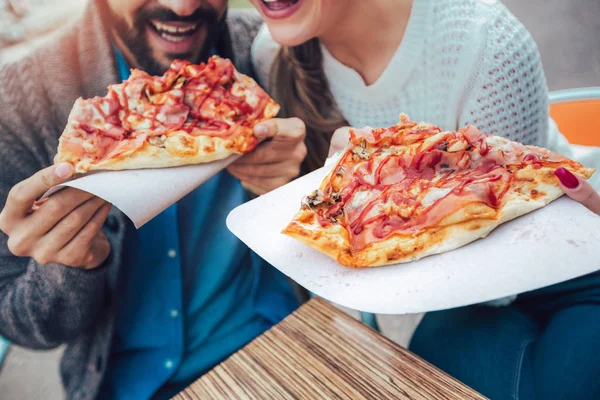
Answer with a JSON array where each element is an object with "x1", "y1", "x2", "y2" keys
[
  {"x1": 151, "y1": 21, "x2": 198, "y2": 34},
  {"x1": 176, "y1": 26, "x2": 196, "y2": 33},
  {"x1": 160, "y1": 33, "x2": 187, "y2": 42}
]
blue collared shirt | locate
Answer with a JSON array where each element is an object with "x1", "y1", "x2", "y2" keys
[{"x1": 99, "y1": 51, "x2": 298, "y2": 400}]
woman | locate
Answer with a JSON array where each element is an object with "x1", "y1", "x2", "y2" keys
[
  {"x1": 249, "y1": 0, "x2": 551, "y2": 173},
  {"x1": 245, "y1": 0, "x2": 600, "y2": 398}
]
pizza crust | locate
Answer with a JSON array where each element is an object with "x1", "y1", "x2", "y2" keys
[
  {"x1": 89, "y1": 131, "x2": 250, "y2": 171},
  {"x1": 55, "y1": 57, "x2": 281, "y2": 173},
  {"x1": 57, "y1": 130, "x2": 251, "y2": 172},
  {"x1": 283, "y1": 165, "x2": 594, "y2": 268},
  {"x1": 60, "y1": 98, "x2": 279, "y2": 173}
]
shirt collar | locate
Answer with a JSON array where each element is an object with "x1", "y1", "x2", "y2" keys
[
  {"x1": 114, "y1": 46, "x2": 218, "y2": 82},
  {"x1": 115, "y1": 47, "x2": 131, "y2": 81}
]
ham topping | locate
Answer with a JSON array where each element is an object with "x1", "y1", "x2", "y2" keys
[
  {"x1": 315, "y1": 122, "x2": 574, "y2": 251},
  {"x1": 65, "y1": 56, "x2": 271, "y2": 163}
]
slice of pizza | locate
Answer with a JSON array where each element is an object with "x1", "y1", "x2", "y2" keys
[
  {"x1": 55, "y1": 56, "x2": 280, "y2": 173},
  {"x1": 283, "y1": 115, "x2": 595, "y2": 268}
]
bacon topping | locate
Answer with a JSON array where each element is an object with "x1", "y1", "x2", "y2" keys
[
  {"x1": 313, "y1": 120, "x2": 574, "y2": 252},
  {"x1": 62, "y1": 56, "x2": 275, "y2": 168}
]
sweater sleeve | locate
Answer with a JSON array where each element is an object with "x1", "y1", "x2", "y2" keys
[
  {"x1": 0, "y1": 68, "x2": 111, "y2": 350},
  {"x1": 458, "y1": 3, "x2": 549, "y2": 147}
]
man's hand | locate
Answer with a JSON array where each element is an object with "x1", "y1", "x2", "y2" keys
[
  {"x1": 0, "y1": 163, "x2": 112, "y2": 269},
  {"x1": 228, "y1": 118, "x2": 307, "y2": 195}
]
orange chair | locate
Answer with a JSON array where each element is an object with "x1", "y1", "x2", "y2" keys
[{"x1": 549, "y1": 87, "x2": 600, "y2": 147}]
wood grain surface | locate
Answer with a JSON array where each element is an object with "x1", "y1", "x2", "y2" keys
[{"x1": 173, "y1": 298, "x2": 487, "y2": 400}]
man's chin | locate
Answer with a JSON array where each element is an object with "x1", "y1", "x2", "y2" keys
[{"x1": 152, "y1": 52, "x2": 196, "y2": 70}]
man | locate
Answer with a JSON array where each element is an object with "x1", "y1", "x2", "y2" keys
[{"x1": 0, "y1": 0, "x2": 307, "y2": 399}]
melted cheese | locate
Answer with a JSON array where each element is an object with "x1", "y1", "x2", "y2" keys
[
  {"x1": 421, "y1": 187, "x2": 453, "y2": 207},
  {"x1": 486, "y1": 135, "x2": 513, "y2": 151},
  {"x1": 350, "y1": 190, "x2": 378, "y2": 209},
  {"x1": 82, "y1": 139, "x2": 96, "y2": 153},
  {"x1": 232, "y1": 81, "x2": 259, "y2": 108}
]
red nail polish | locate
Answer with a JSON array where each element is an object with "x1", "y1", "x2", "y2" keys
[{"x1": 555, "y1": 167, "x2": 579, "y2": 189}]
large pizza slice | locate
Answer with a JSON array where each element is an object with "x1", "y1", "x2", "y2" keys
[
  {"x1": 55, "y1": 56, "x2": 279, "y2": 173},
  {"x1": 283, "y1": 115, "x2": 595, "y2": 268}
]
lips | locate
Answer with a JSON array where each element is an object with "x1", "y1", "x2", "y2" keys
[
  {"x1": 258, "y1": 0, "x2": 302, "y2": 19},
  {"x1": 261, "y1": 0, "x2": 300, "y2": 11}
]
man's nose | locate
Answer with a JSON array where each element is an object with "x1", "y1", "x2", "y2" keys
[{"x1": 157, "y1": 0, "x2": 203, "y2": 16}]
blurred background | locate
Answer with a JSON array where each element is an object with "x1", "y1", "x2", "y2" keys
[
  {"x1": 1, "y1": 0, "x2": 598, "y2": 89},
  {"x1": 0, "y1": 0, "x2": 598, "y2": 398}
]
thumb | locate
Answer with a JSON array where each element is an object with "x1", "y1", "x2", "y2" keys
[
  {"x1": 254, "y1": 118, "x2": 305, "y2": 142},
  {"x1": 555, "y1": 167, "x2": 600, "y2": 215},
  {"x1": 328, "y1": 127, "x2": 352, "y2": 157},
  {"x1": 83, "y1": 231, "x2": 111, "y2": 270},
  {"x1": 4, "y1": 163, "x2": 74, "y2": 218}
]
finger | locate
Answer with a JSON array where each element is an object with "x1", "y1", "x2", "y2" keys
[
  {"x1": 83, "y1": 231, "x2": 112, "y2": 270},
  {"x1": 241, "y1": 181, "x2": 266, "y2": 196},
  {"x1": 228, "y1": 160, "x2": 300, "y2": 180},
  {"x1": 2, "y1": 163, "x2": 74, "y2": 220},
  {"x1": 328, "y1": 126, "x2": 352, "y2": 157},
  {"x1": 240, "y1": 177, "x2": 291, "y2": 195},
  {"x1": 43, "y1": 196, "x2": 107, "y2": 250},
  {"x1": 234, "y1": 139, "x2": 306, "y2": 165},
  {"x1": 231, "y1": 171, "x2": 286, "y2": 185},
  {"x1": 28, "y1": 188, "x2": 96, "y2": 236},
  {"x1": 227, "y1": 166, "x2": 255, "y2": 183},
  {"x1": 254, "y1": 117, "x2": 306, "y2": 142},
  {"x1": 58, "y1": 203, "x2": 111, "y2": 268},
  {"x1": 555, "y1": 168, "x2": 600, "y2": 215},
  {"x1": 231, "y1": 143, "x2": 282, "y2": 165}
]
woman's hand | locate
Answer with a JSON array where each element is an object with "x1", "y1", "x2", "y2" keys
[
  {"x1": 328, "y1": 126, "x2": 352, "y2": 157},
  {"x1": 555, "y1": 167, "x2": 600, "y2": 215}
]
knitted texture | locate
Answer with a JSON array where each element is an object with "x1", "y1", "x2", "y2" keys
[
  {"x1": 252, "y1": 0, "x2": 549, "y2": 147},
  {"x1": 0, "y1": 2, "x2": 262, "y2": 398}
]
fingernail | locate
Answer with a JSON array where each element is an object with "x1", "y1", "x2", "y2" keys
[
  {"x1": 55, "y1": 163, "x2": 74, "y2": 179},
  {"x1": 254, "y1": 124, "x2": 269, "y2": 139},
  {"x1": 555, "y1": 167, "x2": 579, "y2": 189}
]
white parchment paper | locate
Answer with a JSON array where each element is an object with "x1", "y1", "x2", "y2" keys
[
  {"x1": 226, "y1": 163, "x2": 600, "y2": 314},
  {"x1": 44, "y1": 156, "x2": 237, "y2": 228}
]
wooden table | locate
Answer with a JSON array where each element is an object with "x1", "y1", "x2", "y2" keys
[{"x1": 174, "y1": 298, "x2": 487, "y2": 400}]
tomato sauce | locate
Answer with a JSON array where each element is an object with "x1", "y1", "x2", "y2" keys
[
  {"x1": 69, "y1": 56, "x2": 269, "y2": 162},
  {"x1": 315, "y1": 123, "x2": 559, "y2": 251}
]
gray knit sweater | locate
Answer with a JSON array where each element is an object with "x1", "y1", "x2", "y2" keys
[{"x1": 0, "y1": 2, "x2": 262, "y2": 399}]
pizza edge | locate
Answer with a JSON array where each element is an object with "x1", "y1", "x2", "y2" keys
[
  {"x1": 56, "y1": 127, "x2": 249, "y2": 173},
  {"x1": 283, "y1": 164, "x2": 595, "y2": 268},
  {"x1": 55, "y1": 57, "x2": 281, "y2": 173},
  {"x1": 56, "y1": 99, "x2": 280, "y2": 173}
]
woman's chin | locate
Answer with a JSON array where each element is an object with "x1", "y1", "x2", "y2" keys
[{"x1": 268, "y1": 26, "x2": 313, "y2": 47}]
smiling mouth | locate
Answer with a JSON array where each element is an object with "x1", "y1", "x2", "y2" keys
[
  {"x1": 149, "y1": 20, "x2": 200, "y2": 43},
  {"x1": 261, "y1": 0, "x2": 300, "y2": 11}
]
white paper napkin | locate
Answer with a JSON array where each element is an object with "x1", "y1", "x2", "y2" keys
[{"x1": 44, "y1": 156, "x2": 237, "y2": 228}]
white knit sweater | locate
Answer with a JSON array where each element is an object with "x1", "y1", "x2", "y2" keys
[
  {"x1": 251, "y1": 0, "x2": 569, "y2": 308},
  {"x1": 252, "y1": 0, "x2": 549, "y2": 148}
]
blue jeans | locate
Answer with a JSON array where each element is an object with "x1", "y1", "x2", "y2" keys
[{"x1": 409, "y1": 271, "x2": 600, "y2": 400}]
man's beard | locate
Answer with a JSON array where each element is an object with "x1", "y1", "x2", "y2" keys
[{"x1": 106, "y1": 3, "x2": 225, "y2": 76}]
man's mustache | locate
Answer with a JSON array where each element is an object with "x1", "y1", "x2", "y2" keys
[{"x1": 137, "y1": 7, "x2": 219, "y2": 24}]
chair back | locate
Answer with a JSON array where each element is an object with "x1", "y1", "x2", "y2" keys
[{"x1": 549, "y1": 87, "x2": 600, "y2": 146}]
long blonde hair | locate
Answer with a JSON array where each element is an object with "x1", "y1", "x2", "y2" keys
[{"x1": 270, "y1": 38, "x2": 348, "y2": 174}]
